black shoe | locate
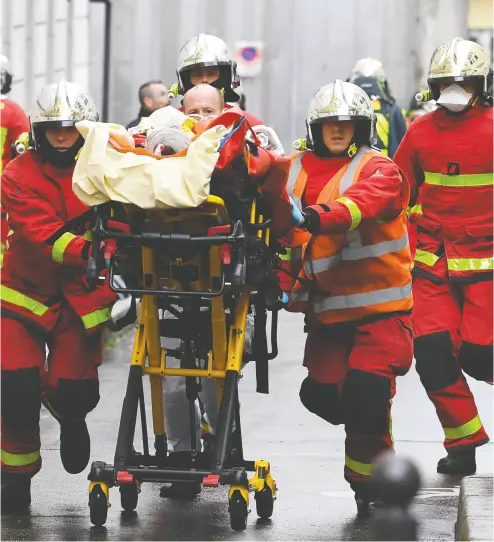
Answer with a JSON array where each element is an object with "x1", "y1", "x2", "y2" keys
[
  {"x1": 1, "y1": 473, "x2": 31, "y2": 512},
  {"x1": 159, "y1": 452, "x2": 202, "y2": 499},
  {"x1": 437, "y1": 448, "x2": 476, "y2": 475},
  {"x1": 355, "y1": 494, "x2": 384, "y2": 520},
  {"x1": 60, "y1": 419, "x2": 90, "y2": 474},
  {"x1": 159, "y1": 481, "x2": 202, "y2": 499}
]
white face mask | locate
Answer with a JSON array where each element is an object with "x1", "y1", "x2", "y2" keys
[{"x1": 436, "y1": 83, "x2": 473, "y2": 112}]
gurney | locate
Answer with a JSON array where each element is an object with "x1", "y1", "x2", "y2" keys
[{"x1": 78, "y1": 112, "x2": 289, "y2": 531}]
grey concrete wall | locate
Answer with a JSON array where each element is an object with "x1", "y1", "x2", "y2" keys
[
  {"x1": 1, "y1": 0, "x2": 90, "y2": 112},
  {"x1": 1, "y1": 0, "x2": 469, "y2": 145},
  {"x1": 93, "y1": 0, "x2": 468, "y2": 150}
]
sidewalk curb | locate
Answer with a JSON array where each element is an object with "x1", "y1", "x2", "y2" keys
[{"x1": 456, "y1": 475, "x2": 494, "y2": 541}]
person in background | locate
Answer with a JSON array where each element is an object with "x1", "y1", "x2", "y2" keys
[
  {"x1": 0, "y1": 55, "x2": 30, "y2": 262},
  {"x1": 349, "y1": 57, "x2": 407, "y2": 158},
  {"x1": 126, "y1": 80, "x2": 169, "y2": 129},
  {"x1": 394, "y1": 37, "x2": 492, "y2": 475},
  {"x1": 405, "y1": 89, "x2": 437, "y2": 258}
]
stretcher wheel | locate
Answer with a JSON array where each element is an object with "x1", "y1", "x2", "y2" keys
[
  {"x1": 229, "y1": 489, "x2": 248, "y2": 531},
  {"x1": 120, "y1": 482, "x2": 139, "y2": 512},
  {"x1": 255, "y1": 486, "x2": 274, "y2": 519},
  {"x1": 89, "y1": 484, "x2": 109, "y2": 527}
]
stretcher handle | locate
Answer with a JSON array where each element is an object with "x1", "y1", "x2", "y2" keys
[
  {"x1": 231, "y1": 221, "x2": 247, "y2": 288},
  {"x1": 86, "y1": 212, "x2": 106, "y2": 290},
  {"x1": 103, "y1": 230, "x2": 244, "y2": 247}
]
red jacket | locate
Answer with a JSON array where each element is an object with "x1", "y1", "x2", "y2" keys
[
  {"x1": 394, "y1": 104, "x2": 493, "y2": 282},
  {"x1": 1, "y1": 97, "x2": 30, "y2": 171},
  {"x1": 301, "y1": 151, "x2": 405, "y2": 228},
  {"x1": 279, "y1": 149, "x2": 409, "y2": 293},
  {"x1": 1, "y1": 150, "x2": 115, "y2": 332},
  {"x1": 1, "y1": 98, "x2": 30, "y2": 248}
]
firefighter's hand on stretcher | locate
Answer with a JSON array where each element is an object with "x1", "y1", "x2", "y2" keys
[{"x1": 84, "y1": 220, "x2": 129, "y2": 287}]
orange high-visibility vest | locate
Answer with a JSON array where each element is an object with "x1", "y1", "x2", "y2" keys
[{"x1": 287, "y1": 146, "x2": 412, "y2": 325}]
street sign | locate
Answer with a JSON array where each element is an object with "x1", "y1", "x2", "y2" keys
[{"x1": 235, "y1": 41, "x2": 263, "y2": 78}]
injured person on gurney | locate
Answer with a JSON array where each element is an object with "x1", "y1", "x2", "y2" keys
[{"x1": 71, "y1": 91, "x2": 293, "y2": 497}]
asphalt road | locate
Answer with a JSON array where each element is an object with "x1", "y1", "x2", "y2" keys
[{"x1": 2, "y1": 312, "x2": 493, "y2": 541}]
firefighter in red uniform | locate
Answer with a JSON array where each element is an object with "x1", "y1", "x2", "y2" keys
[
  {"x1": 394, "y1": 38, "x2": 492, "y2": 475},
  {"x1": 159, "y1": 33, "x2": 287, "y2": 498},
  {"x1": 1, "y1": 80, "x2": 116, "y2": 510},
  {"x1": 284, "y1": 80, "x2": 413, "y2": 517},
  {"x1": 0, "y1": 55, "x2": 30, "y2": 259},
  {"x1": 174, "y1": 34, "x2": 269, "y2": 131}
]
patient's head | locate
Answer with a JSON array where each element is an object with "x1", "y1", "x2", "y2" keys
[{"x1": 183, "y1": 84, "x2": 225, "y2": 130}]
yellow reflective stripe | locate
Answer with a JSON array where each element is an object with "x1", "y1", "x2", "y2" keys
[
  {"x1": 415, "y1": 249, "x2": 439, "y2": 267},
  {"x1": 1, "y1": 448, "x2": 40, "y2": 467},
  {"x1": 444, "y1": 415, "x2": 483, "y2": 440},
  {"x1": 52, "y1": 232, "x2": 77, "y2": 263},
  {"x1": 335, "y1": 196, "x2": 362, "y2": 231},
  {"x1": 0, "y1": 126, "x2": 7, "y2": 173},
  {"x1": 83, "y1": 231, "x2": 93, "y2": 241},
  {"x1": 314, "y1": 282, "x2": 412, "y2": 313},
  {"x1": 424, "y1": 172, "x2": 493, "y2": 187},
  {"x1": 375, "y1": 113, "x2": 389, "y2": 151},
  {"x1": 0, "y1": 285, "x2": 49, "y2": 316},
  {"x1": 279, "y1": 247, "x2": 291, "y2": 261},
  {"x1": 447, "y1": 257, "x2": 494, "y2": 272},
  {"x1": 407, "y1": 203, "x2": 423, "y2": 217},
  {"x1": 345, "y1": 455, "x2": 373, "y2": 476},
  {"x1": 81, "y1": 308, "x2": 111, "y2": 330}
]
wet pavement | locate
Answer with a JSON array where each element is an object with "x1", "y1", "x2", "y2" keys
[{"x1": 2, "y1": 312, "x2": 493, "y2": 541}]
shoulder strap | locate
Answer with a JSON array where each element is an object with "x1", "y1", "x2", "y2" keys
[
  {"x1": 287, "y1": 151, "x2": 306, "y2": 210},
  {"x1": 339, "y1": 146, "x2": 381, "y2": 194}
]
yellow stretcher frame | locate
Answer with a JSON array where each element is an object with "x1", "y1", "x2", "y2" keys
[{"x1": 87, "y1": 195, "x2": 277, "y2": 532}]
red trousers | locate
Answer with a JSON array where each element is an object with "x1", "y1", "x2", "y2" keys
[
  {"x1": 300, "y1": 315, "x2": 413, "y2": 492},
  {"x1": 412, "y1": 275, "x2": 491, "y2": 451},
  {"x1": 1, "y1": 304, "x2": 102, "y2": 476}
]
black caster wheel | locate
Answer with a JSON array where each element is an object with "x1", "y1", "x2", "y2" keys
[
  {"x1": 89, "y1": 484, "x2": 109, "y2": 527},
  {"x1": 255, "y1": 486, "x2": 274, "y2": 519},
  {"x1": 229, "y1": 489, "x2": 248, "y2": 532},
  {"x1": 120, "y1": 482, "x2": 139, "y2": 512}
]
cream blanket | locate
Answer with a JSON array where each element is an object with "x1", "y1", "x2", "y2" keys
[{"x1": 72, "y1": 120, "x2": 227, "y2": 209}]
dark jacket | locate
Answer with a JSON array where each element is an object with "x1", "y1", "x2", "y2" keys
[{"x1": 126, "y1": 106, "x2": 152, "y2": 129}]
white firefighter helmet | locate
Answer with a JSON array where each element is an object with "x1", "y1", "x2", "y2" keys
[
  {"x1": 427, "y1": 37, "x2": 491, "y2": 99},
  {"x1": 176, "y1": 33, "x2": 240, "y2": 100},
  {"x1": 30, "y1": 79, "x2": 98, "y2": 148},
  {"x1": 1, "y1": 54, "x2": 13, "y2": 94},
  {"x1": 349, "y1": 57, "x2": 387, "y2": 84},
  {"x1": 306, "y1": 80, "x2": 376, "y2": 151}
]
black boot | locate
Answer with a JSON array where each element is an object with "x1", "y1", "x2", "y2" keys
[
  {"x1": 1, "y1": 473, "x2": 31, "y2": 512},
  {"x1": 159, "y1": 452, "x2": 202, "y2": 499},
  {"x1": 352, "y1": 483, "x2": 384, "y2": 520},
  {"x1": 60, "y1": 419, "x2": 90, "y2": 474},
  {"x1": 437, "y1": 448, "x2": 476, "y2": 475}
]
